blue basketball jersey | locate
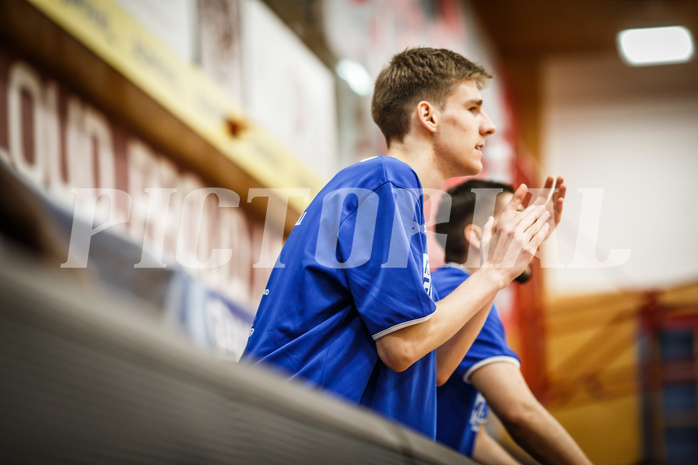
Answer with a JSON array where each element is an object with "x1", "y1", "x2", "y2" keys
[
  {"x1": 243, "y1": 156, "x2": 438, "y2": 437},
  {"x1": 432, "y1": 265, "x2": 520, "y2": 456}
]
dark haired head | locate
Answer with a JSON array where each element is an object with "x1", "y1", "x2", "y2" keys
[{"x1": 435, "y1": 179, "x2": 514, "y2": 264}]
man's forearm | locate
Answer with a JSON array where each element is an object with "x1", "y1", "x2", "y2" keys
[
  {"x1": 502, "y1": 403, "x2": 592, "y2": 465},
  {"x1": 473, "y1": 364, "x2": 592, "y2": 465},
  {"x1": 376, "y1": 269, "x2": 503, "y2": 372},
  {"x1": 473, "y1": 427, "x2": 521, "y2": 465},
  {"x1": 435, "y1": 298, "x2": 493, "y2": 385}
]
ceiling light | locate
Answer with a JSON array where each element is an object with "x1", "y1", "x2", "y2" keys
[
  {"x1": 336, "y1": 59, "x2": 373, "y2": 96},
  {"x1": 617, "y1": 26, "x2": 694, "y2": 66}
]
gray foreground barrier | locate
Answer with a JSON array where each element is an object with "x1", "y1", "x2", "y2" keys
[{"x1": 0, "y1": 250, "x2": 473, "y2": 465}]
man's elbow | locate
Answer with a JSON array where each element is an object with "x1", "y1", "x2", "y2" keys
[
  {"x1": 499, "y1": 401, "x2": 538, "y2": 431},
  {"x1": 376, "y1": 338, "x2": 417, "y2": 373}
]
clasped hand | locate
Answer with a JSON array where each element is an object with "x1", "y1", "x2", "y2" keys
[{"x1": 480, "y1": 176, "x2": 566, "y2": 285}]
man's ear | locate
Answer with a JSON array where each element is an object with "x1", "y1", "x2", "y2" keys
[
  {"x1": 464, "y1": 224, "x2": 483, "y2": 251},
  {"x1": 416, "y1": 101, "x2": 438, "y2": 133}
]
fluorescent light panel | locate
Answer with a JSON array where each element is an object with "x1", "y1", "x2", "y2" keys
[
  {"x1": 618, "y1": 26, "x2": 694, "y2": 66},
  {"x1": 336, "y1": 59, "x2": 373, "y2": 96}
]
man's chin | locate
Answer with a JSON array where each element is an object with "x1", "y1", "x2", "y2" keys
[{"x1": 461, "y1": 160, "x2": 482, "y2": 177}]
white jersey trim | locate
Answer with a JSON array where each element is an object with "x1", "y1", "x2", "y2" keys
[
  {"x1": 463, "y1": 356, "x2": 520, "y2": 383},
  {"x1": 371, "y1": 311, "x2": 435, "y2": 341}
]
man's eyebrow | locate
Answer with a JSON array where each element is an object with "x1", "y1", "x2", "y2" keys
[{"x1": 466, "y1": 99, "x2": 483, "y2": 107}]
